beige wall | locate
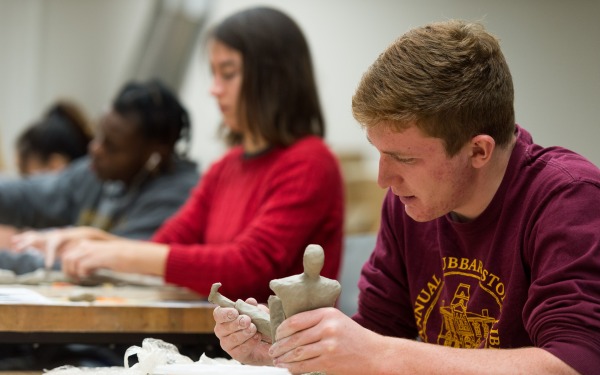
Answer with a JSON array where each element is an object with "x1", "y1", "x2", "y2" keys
[
  {"x1": 1, "y1": 0, "x2": 599, "y2": 177},
  {"x1": 0, "y1": 0, "x2": 153, "y2": 175},
  {"x1": 182, "y1": 0, "x2": 600, "y2": 176}
]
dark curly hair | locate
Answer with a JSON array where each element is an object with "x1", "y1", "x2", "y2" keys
[{"x1": 112, "y1": 79, "x2": 192, "y2": 157}]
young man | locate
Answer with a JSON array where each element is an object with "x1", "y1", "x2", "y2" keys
[{"x1": 213, "y1": 20, "x2": 600, "y2": 374}]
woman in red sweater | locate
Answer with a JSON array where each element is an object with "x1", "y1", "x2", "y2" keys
[{"x1": 16, "y1": 6, "x2": 344, "y2": 302}]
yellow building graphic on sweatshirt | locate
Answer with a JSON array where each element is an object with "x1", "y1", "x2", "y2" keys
[
  {"x1": 413, "y1": 256, "x2": 505, "y2": 349},
  {"x1": 437, "y1": 283, "x2": 497, "y2": 348}
]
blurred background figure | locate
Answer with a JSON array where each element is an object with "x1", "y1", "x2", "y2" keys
[
  {"x1": 0, "y1": 79, "x2": 200, "y2": 370},
  {"x1": 26, "y1": 6, "x2": 344, "y2": 307},
  {"x1": 15, "y1": 100, "x2": 93, "y2": 176},
  {"x1": 0, "y1": 101, "x2": 93, "y2": 247},
  {"x1": 0, "y1": 79, "x2": 200, "y2": 274}
]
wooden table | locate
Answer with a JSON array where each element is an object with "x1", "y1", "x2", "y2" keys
[
  {"x1": 0, "y1": 282, "x2": 224, "y2": 372},
  {"x1": 0, "y1": 283, "x2": 217, "y2": 346}
]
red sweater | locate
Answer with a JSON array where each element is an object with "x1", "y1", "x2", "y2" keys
[{"x1": 153, "y1": 136, "x2": 344, "y2": 302}]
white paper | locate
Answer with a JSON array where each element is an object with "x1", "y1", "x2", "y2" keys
[
  {"x1": 152, "y1": 363, "x2": 292, "y2": 375},
  {"x1": 152, "y1": 353, "x2": 291, "y2": 374},
  {"x1": 0, "y1": 287, "x2": 52, "y2": 304}
]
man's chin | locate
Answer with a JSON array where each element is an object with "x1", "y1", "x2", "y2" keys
[{"x1": 404, "y1": 207, "x2": 439, "y2": 223}]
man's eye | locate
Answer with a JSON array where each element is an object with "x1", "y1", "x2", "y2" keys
[{"x1": 394, "y1": 156, "x2": 415, "y2": 164}]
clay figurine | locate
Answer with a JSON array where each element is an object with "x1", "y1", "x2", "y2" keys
[
  {"x1": 208, "y1": 282, "x2": 273, "y2": 341},
  {"x1": 269, "y1": 244, "x2": 341, "y2": 336},
  {"x1": 208, "y1": 244, "x2": 341, "y2": 343}
]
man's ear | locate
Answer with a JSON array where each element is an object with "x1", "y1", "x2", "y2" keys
[{"x1": 469, "y1": 135, "x2": 495, "y2": 169}]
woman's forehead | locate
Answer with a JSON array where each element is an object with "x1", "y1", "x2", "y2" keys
[{"x1": 209, "y1": 40, "x2": 242, "y2": 66}]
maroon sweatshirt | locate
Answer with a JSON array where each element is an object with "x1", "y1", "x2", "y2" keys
[{"x1": 355, "y1": 126, "x2": 600, "y2": 374}]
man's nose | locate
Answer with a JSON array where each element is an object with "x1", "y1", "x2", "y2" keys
[{"x1": 377, "y1": 157, "x2": 401, "y2": 189}]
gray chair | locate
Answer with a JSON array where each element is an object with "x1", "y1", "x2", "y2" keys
[{"x1": 338, "y1": 233, "x2": 377, "y2": 316}]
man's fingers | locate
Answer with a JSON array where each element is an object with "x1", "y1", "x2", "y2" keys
[
  {"x1": 274, "y1": 354, "x2": 322, "y2": 375},
  {"x1": 218, "y1": 317, "x2": 259, "y2": 352},
  {"x1": 269, "y1": 318, "x2": 322, "y2": 359},
  {"x1": 275, "y1": 308, "x2": 327, "y2": 341},
  {"x1": 213, "y1": 306, "x2": 239, "y2": 323}
]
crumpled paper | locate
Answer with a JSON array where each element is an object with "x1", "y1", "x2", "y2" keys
[
  {"x1": 44, "y1": 338, "x2": 291, "y2": 374},
  {"x1": 124, "y1": 337, "x2": 194, "y2": 371},
  {"x1": 44, "y1": 338, "x2": 195, "y2": 375},
  {"x1": 152, "y1": 355, "x2": 292, "y2": 374}
]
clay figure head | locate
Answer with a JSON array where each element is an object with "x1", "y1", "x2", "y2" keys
[{"x1": 303, "y1": 244, "x2": 325, "y2": 278}]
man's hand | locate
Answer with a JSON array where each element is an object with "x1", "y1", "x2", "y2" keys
[
  {"x1": 269, "y1": 307, "x2": 381, "y2": 375},
  {"x1": 213, "y1": 298, "x2": 273, "y2": 366}
]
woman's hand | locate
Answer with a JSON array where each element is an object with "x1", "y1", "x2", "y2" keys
[
  {"x1": 11, "y1": 226, "x2": 116, "y2": 270},
  {"x1": 11, "y1": 226, "x2": 115, "y2": 257},
  {"x1": 61, "y1": 239, "x2": 121, "y2": 278},
  {"x1": 61, "y1": 238, "x2": 169, "y2": 278}
]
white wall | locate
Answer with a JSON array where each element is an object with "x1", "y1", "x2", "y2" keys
[
  {"x1": 0, "y1": 0, "x2": 153, "y2": 175},
  {"x1": 1, "y1": 0, "x2": 599, "y2": 178},
  {"x1": 183, "y1": 0, "x2": 600, "y2": 177},
  {"x1": 0, "y1": 1, "x2": 43, "y2": 174}
]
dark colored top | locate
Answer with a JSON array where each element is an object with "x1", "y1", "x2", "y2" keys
[
  {"x1": 354, "y1": 126, "x2": 600, "y2": 375},
  {"x1": 0, "y1": 156, "x2": 199, "y2": 239}
]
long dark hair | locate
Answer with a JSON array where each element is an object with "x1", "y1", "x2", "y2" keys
[{"x1": 211, "y1": 6, "x2": 325, "y2": 146}]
